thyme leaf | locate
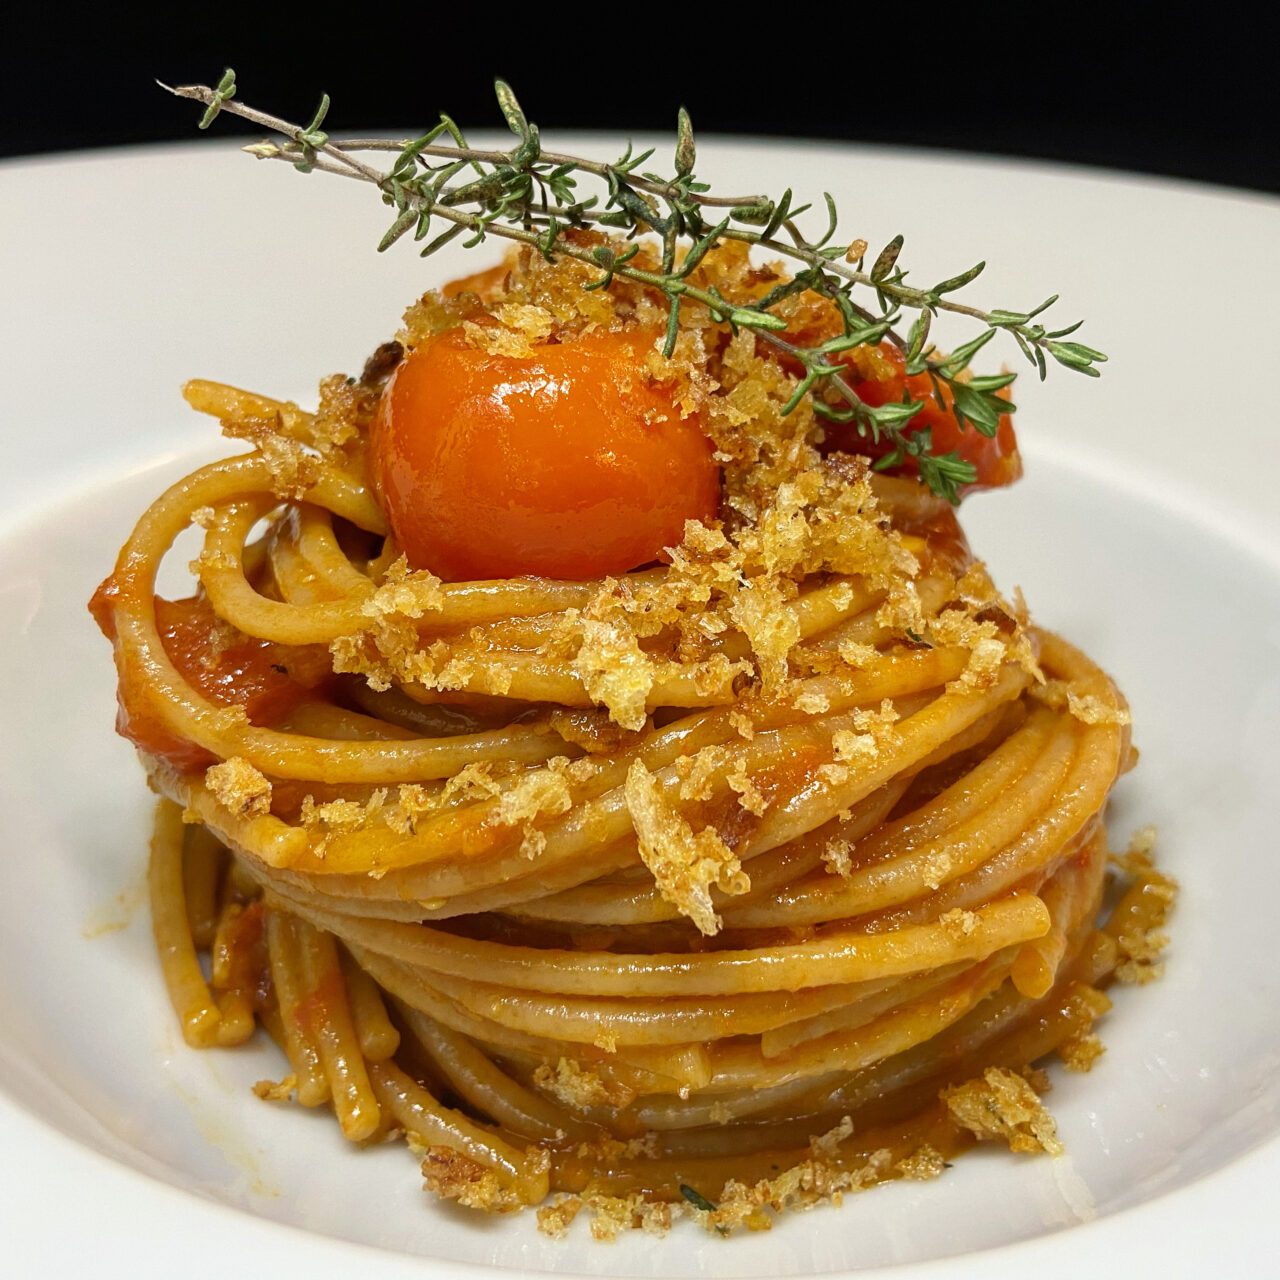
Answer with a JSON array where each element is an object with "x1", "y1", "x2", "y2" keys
[{"x1": 164, "y1": 74, "x2": 1108, "y2": 502}]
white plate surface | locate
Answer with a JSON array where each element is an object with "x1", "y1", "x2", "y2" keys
[{"x1": 1, "y1": 136, "x2": 1278, "y2": 1280}]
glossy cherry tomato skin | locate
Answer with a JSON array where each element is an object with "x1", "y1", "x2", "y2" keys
[
  {"x1": 838, "y1": 343, "x2": 1020, "y2": 493},
  {"x1": 778, "y1": 298, "x2": 1019, "y2": 493},
  {"x1": 369, "y1": 326, "x2": 720, "y2": 581},
  {"x1": 90, "y1": 580, "x2": 317, "y2": 772}
]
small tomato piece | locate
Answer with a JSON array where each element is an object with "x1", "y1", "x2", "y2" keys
[
  {"x1": 776, "y1": 294, "x2": 1020, "y2": 494},
  {"x1": 369, "y1": 326, "x2": 720, "y2": 581},
  {"x1": 837, "y1": 343, "x2": 1021, "y2": 493},
  {"x1": 90, "y1": 580, "x2": 320, "y2": 772}
]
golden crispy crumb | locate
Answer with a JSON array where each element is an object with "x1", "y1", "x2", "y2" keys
[
  {"x1": 299, "y1": 790, "x2": 388, "y2": 833},
  {"x1": 1114, "y1": 927, "x2": 1174, "y2": 984},
  {"x1": 571, "y1": 616, "x2": 654, "y2": 731},
  {"x1": 537, "y1": 1194, "x2": 583, "y2": 1239},
  {"x1": 922, "y1": 849, "x2": 954, "y2": 890},
  {"x1": 942, "y1": 1067, "x2": 1064, "y2": 1156},
  {"x1": 252, "y1": 1073, "x2": 298, "y2": 1102},
  {"x1": 585, "y1": 1193, "x2": 679, "y2": 1240},
  {"x1": 792, "y1": 688, "x2": 830, "y2": 715},
  {"x1": 1033, "y1": 678, "x2": 1131, "y2": 726},
  {"x1": 675, "y1": 745, "x2": 728, "y2": 802},
  {"x1": 442, "y1": 762, "x2": 503, "y2": 806},
  {"x1": 204, "y1": 757, "x2": 272, "y2": 817},
  {"x1": 362, "y1": 554, "x2": 445, "y2": 621},
  {"x1": 533, "y1": 1058, "x2": 635, "y2": 1111},
  {"x1": 420, "y1": 1147, "x2": 524, "y2": 1213},
  {"x1": 822, "y1": 836, "x2": 854, "y2": 877},
  {"x1": 625, "y1": 760, "x2": 749, "y2": 935},
  {"x1": 694, "y1": 1147, "x2": 895, "y2": 1234},
  {"x1": 1021, "y1": 1064, "x2": 1053, "y2": 1094},
  {"x1": 462, "y1": 303, "x2": 554, "y2": 356},
  {"x1": 837, "y1": 640, "x2": 880, "y2": 669},
  {"x1": 1110, "y1": 823, "x2": 1159, "y2": 876},
  {"x1": 1059, "y1": 1032, "x2": 1106, "y2": 1073},
  {"x1": 939, "y1": 907, "x2": 979, "y2": 937},
  {"x1": 896, "y1": 1144, "x2": 947, "y2": 1180},
  {"x1": 1109, "y1": 827, "x2": 1178, "y2": 984},
  {"x1": 810, "y1": 1115, "x2": 854, "y2": 1158},
  {"x1": 492, "y1": 768, "x2": 573, "y2": 828},
  {"x1": 726, "y1": 757, "x2": 767, "y2": 815}
]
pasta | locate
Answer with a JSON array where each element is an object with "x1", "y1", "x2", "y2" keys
[{"x1": 91, "y1": 237, "x2": 1175, "y2": 1236}]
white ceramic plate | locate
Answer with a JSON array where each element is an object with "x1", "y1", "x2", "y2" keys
[{"x1": 2, "y1": 136, "x2": 1278, "y2": 1280}]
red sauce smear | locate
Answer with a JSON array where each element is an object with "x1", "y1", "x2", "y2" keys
[{"x1": 90, "y1": 577, "x2": 322, "y2": 773}]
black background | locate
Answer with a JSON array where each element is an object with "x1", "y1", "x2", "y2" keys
[{"x1": 6, "y1": 5, "x2": 1277, "y2": 194}]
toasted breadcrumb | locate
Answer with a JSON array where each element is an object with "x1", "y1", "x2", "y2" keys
[
  {"x1": 675, "y1": 745, "x2": 728, "y2": 802},
  {"x1": 571, "y1": 616, "x2": 654, "y2": 732},
  {"x1": 792, "y1": 688, "x2": 830, "y2": 715},
  {"x1": 532, "y1": 1058, "x2": 636, "y2": 1111},
  {"x1": 300, "y1": 790, "x2": 388, "y2": 833},
  {"x1": 939, "y1": 907, "x2": 979, "y2": 937},
  {"x1": 536, "y1": 1194, "x2": 584, "y2": 1239},
  {"x1": 1110, "y1": 823, "x2": 1159, "y2": 875},
  {"x1": 252, "y1": 1073, "x2": 298, "y2": 1102},
  {"x1": 420, "y1": 1147, "x2": 524, "y2": 1213},
  {"x1": 1114, "y1": 921, "x2": 1175, "y2": 984},
  {"x1": 1020, "y1": 1064, "x2": 1053, "y2": 1094},
  {"x1": 916, "y1": 847, "x2": 950, "y2": 888},
  {"x1": 1059, "y1": 1032, "x2": 1106, "y2": 1073},
  {"x1": 625, "y1": 760, "x2": 749, "y2": 935},
  {"x1": 942, "y1": 1067, "x2": 1064, "y2": 1156},
  {"x1": 443, "y1": 762, "x2": 504, "y2": 806},
  {"x1": 1033, "y1": 678, "x2": 1131, "y2": 726},
  {"x1": 197, "y1": 615, "x2": 244, "y2": 670},
  {"x1": 361, "y1": 555, "x2": 445, "y2": 622},
  {"x1": 586, "y1": 1193, "x2": 678, "y2": 1240},
  {"x1": 204, "y1": 757, "x2": 272, "y2": 817},
  {"x1": 726, "y1": 757, "x2": 767, "y2": 816},
  {"x1": 810, "y1": 1115, "x2": 854, "y2": 1158},
  {"x1": 697, "y1": 1147, "x2": 895, "y2": 1234},
  {"x1": 1109, "y1": 826, "x2": 1178, "y2": 984},
  {"x1": 382, "y1": 783, "x2": 439, "y2": 835},
  {"x1": 462, "y1": 303, "x2": 554, "y2": 356},
  {"x1": 492, "y1": 768, "x2": 573, "y2": 828},
  {"x1": 822, "y1": 837, "x2": 854, "y2": 877},
  {"x1": 896, "y1": 1145, "x2": 947, "y2": 1180}
]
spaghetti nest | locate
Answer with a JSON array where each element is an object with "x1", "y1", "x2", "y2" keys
[{"x1": 93, "y1": 239, "x2": 1174, "y2": 1236}]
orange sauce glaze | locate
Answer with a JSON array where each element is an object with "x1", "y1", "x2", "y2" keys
[{"x1": 90, "y1": 578, "x2": 323, "y2": 772}]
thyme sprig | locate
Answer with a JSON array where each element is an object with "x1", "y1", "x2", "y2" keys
[{"x1": 164, "y1": 71, "x2": 1107, "y2": 503}]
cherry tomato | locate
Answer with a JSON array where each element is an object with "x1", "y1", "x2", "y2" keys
[
  {"x1": 836, "y1": 342, "x2": 1020, "y2": 493},
  {"x1": 369, "y1": 326, "x2": 720, "y2": 581},
  {"x1": 90, "y1": 581, "x2": 319, "y2": 772},
  {"x1": 778, "y1": 296, "x2": 1020, "y2": 494}
]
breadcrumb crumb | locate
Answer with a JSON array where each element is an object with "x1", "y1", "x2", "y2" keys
[
  {"x1": 532, "y1": 1058, "x2": 636, "y2": 1111},
  {"x1": 625, "y1": 760, "x2": 749, "y2": 935},
  {"x1": 536, "y1": 1194, "x2": 583, "y2": 1239},
  {"x1": 204, "y1": 757, "x2": 272, "y2": 817},
  {"x1": 942, "y1": 1067, "x2": 1064, "y2": 1156},
  {"x1": 420, "y1": 1147, "x2": 524, "y2": 1213}
]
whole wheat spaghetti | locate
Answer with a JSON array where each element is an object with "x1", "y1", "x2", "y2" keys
[{"x1": 92, "y1": 239, "x2": 1174, "y2": 1236}]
